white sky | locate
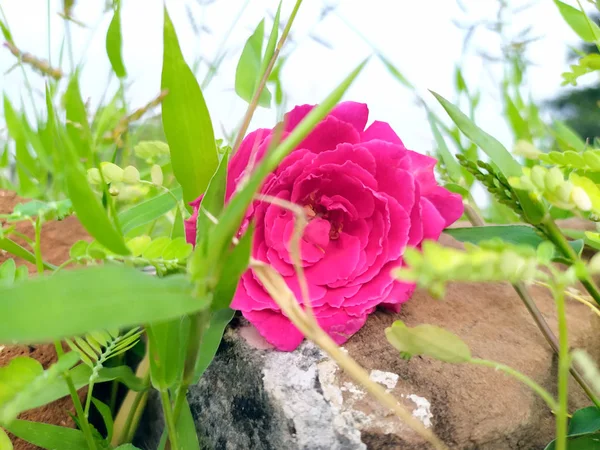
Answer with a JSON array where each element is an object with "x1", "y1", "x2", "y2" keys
[{"x1": 0, "y1": 0, "x2": 590, "y2": 155}]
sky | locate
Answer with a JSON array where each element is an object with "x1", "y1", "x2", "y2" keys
[{"x1": 0, "y1": 0, "x2": 591, "y2": 155}]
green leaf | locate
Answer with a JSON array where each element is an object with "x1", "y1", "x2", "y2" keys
[
  {"x1": 115, "y1": 445, "x2": 142, "y2": 450},
  {"x1": 545, "y1": 433, "x2": 600, "y2": 450},
  {"x1": 64, "y1": 74, "x2": 93, "y2": 163},
  {"x1": 504, "y1": 93, "x2": 531, "y2": 141},
  {"x1": 177, "y1": 400, "x2": 201, "y2": 450},
  {"x1": 0, "y1": 238, "x2": 55, "y2": 270},
  {"x1": 427, "y1": 111, "x2": 463, "y2": 183},
  {"x1": 0, "y1": 353, "x2": 80, "y2": 425},
  {"x1": 161, "y1": 6, "x2": 218, "y2": 205},
  {"x1": 193, "y1": 308, "x2": 235, "y2": 383},
  {"x1": 106, "y1": 0, "x2": 127, "y2": 78},
  {"x1": 386, "y1": 320, "x2": 472, "y2": 363},
  {"x1": 554, "y1": 0, "x2": 600, "y2": 42},
  {"x1": 212, "y1": 225, "x2": 253, "y2": 310},
  {"x1": 0, "y1": 259, "x2": 16, "y2": 287},
  {"x1": 64, "y1": 142, "x2": 129, "y2": 255},
  {"x1": 445, "y1": 226, "x2": 584, "y2": 258},
  {"x1": 552, "y1": 120, "x2": 586, "y2": 152},
  {"x1": 3, "y1": 419, "x2": 87, "y2": 450},
  {"x1": 0, "y1": 265, "x2": 208, "y2": 344},
  {"x1": 171, "y1": 206, "x2": 185, "y2": 240},
  {"x1": 162, "y1": 237, "x2": 193, "y2": 261},
  {"x1": 0, "y1": 428, "x2": 12, "y2": 450},
  {"x1": 118, "y1": 186, "x2": 183, "y2": 235},
  {"x1": 147, "y1": 316, "x2": 190, "y2": 390},
  {"x1": 92, "y1": 398, "x2": 114, "y2": 442},
  {"x1": 235, "y1": 19, "x2": 271, "y2": 107},
  {"x1": 258, "y1": 2, "x2": 281, "y2": 82},
  {"x1": 142, "y1": 236, "x2": 171, "y2": 259},
  {"x1": 0, "y1": 237, "x2": 55, "y2": 270},
  {"x1": 133, "y1": 141, "x2": 170, "y2": 162},
  {"x1": 570, "y1": 407, "x2": 600, "y2": 435},
  {"x1": 194, "y1": 148, "x2": 230, "y2": 246},
  {"x1": 378, "y1": 53, "x2": 414, "y2": 89},
  {"x1": 431, "y1": 91, "x2": 545, "y2": 224}
]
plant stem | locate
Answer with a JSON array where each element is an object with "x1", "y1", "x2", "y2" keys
[
  {"x1": 543, "y1": 217, "x2": 600, "y2": 306},
  {"x1": 54, "y1": 342, "x2": 98, "y2": 450},
  {"x1": 231, "y1": 0, "x2": 303, "y2": 154},
  {"x1": 159, "y1": 390, "x2": 179, "y2": 450},
  {"x1": 112, "y1": 353, "x2": 151, "y2": 446},
  {"x1": 554, "y1": 285, "x2": 569, "y2": 450},
  {"x1": 470, "y1": 358, "x2": 558, "y2": 411},
  {"x1": 33, "y1": 218, "x2": 45, "y2": 274},
  {"x1": 462, "y1": 205, "x2": 600, "y2": 406}
]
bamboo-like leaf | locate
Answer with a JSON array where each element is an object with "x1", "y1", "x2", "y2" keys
[
  {"x1": 0, "y1": 428, "x2": 12, "y2": 450},
  {"x1": 118, "y1": 186, "x2": 183, "y2": 235},
  {"x1": 92, "y1": 398, "x2": 114, "y2": 442},
  {"x1": 553, "y1": 0, "x2": 600, "y2": 42},
  {"x1": 64, "y1": 74, "x2": 93, "y2": 163},
  {"x1": 161, "y1": 6, "x2": 218, "y2": 204},
  {"x1": 192, "y1": 308, "x2": 235, "y2": 383},
  {"x1": 431, "y1": 91, "x2": 545, "y2": 224},
  {"x1": 235, "y1": 19, "x2": 271, "y2": 107},
  {"x1": 3, "y1": 419, "x2": 87, "y2": 450},
  {"x1": 106, "y1": 0, "x2": 127, "y2": 78},
  {"x1": 0, "y1": 266, "x2": 208, "y2": 344},
  {"x1": 0, "y1": 237, "x2": 55, "y2": 270}
]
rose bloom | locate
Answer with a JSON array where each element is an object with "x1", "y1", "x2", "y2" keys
[{"x1": 186, "y1": 102, "x2": 463, "y2": 351}]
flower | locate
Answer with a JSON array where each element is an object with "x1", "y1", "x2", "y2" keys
[{"x1": 185, "y1": 102, "x2": 464, "y2": 351}]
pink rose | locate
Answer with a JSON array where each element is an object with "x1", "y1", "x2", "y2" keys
[{"x1": 186, "y1": 102, "x2": 463, "y2": 351}]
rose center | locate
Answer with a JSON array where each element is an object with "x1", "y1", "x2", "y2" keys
[{"x1": 303, "y1": 200, "x2": 343, "y2": 241}]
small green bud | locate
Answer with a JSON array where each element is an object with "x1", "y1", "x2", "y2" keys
[
  {"x1": 556, "y1": 181, "x2": 574, "y2": 203},
  {"x1": 122, "y1": 166, "x2": 141, "y2": 184},
  {"x1": 571, "y1": 186, "x2": 592, "y2": 211},
  {"x1": 100, "y1": 162, "x2": 124, "y2": 183},
  {"x1": 513, "y1": 140, "x2": 541, "y2": 159},
  {"x1": 87, "y1": 168, "x2": 102, "y2": 185},
  {"x1": 545, "y1": 167, "x2": 564, "y2": 193},
  {"x1": 151, "y1": 164, "x2": 163, "y2": 186},
  {"x1": 588, "y1": 252, "x2": 600, "y2": 274},
  {"x1": 530, "y1": 166, "x2": 547, "y2": 190}
]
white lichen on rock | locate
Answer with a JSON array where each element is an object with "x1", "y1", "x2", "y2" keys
[
  {"x1": 407, "y1": 394, "x2": 433, "y2": 428},
  {"x1": 369, "y1": 369, "x2": 399, "y2": 390}
]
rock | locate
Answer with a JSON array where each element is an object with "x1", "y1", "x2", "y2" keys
[{"x1": 137, "y1": 232, "x2": 600, "y2": 450}]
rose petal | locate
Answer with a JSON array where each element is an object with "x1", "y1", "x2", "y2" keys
[
  {"x1": 242, "y1": 309, "x2": 305, "y2": 351},
  {"x1": 330, "y1": 102, "x2": 369, "y2": 132}
]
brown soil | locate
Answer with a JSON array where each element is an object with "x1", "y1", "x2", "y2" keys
[{"x1": 0, "y1": 189, "x2": 91, "y2": 450}]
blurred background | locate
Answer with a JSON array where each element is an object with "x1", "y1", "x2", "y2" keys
[{"x1": 0, "y1": 0, "x2": 596, "y2": 160}]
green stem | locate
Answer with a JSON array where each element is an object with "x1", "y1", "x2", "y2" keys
[
  {"x1": 554, "y1": 285, "x2": 570, "y2": 450},
  {"x1": 231, "y1": 0, "x2": 304, "y2": 154},
  {"x1": 159, "y1": 390, "x2": 179, "y2": 450},
  {"x1": 471, "y1": 358, "x2": 558, "y2": 411},
  {"x1": 119, "y1": 373, "x2": 150, "y2": 444},
  {"x1": 462, "y1": 203, "x2": 600, "y2": 407},
  {"x1": 54, "y1": 342, "x2": 98, "y2": 450},
  {"x1": 33, "y1": 218, "x2": 45, "y2": 275},
  {"x1": 543, "y1": 217, "x2": 600, "y2": 306},
  {"x1": 84, "y1": 380, "x2": 95, "y2": 418}
]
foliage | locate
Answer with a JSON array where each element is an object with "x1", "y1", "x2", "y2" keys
[{"x1": 2, "y1": 1, "x2": 600, "y2": 450}]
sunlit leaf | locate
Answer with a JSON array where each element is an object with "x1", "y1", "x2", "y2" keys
[
  {"x1": 235, "y1": 19, "x2": 271, "y2": 107},
  {"x1": 106, "y1": 0, "x2": 127, "y2": 78},
  {"x1": 386, "y1": 320, "x2": 472, "y2": 363},
  {"x1": 554, "y1": 0, "x2": 600, "y2": 42},
  {"x1": 92, "y1": 398, "x2": 114, "y2": 441},
  {"x1": 64, "y1": 74, "x2": 93, "y2": 163},
  {"x1": 161, "y1": 6, "x2": 218, "y2": 204},
  {"x1": 0, "y1": 266, "x2": 208, "y2": 343},
  {"x1": 118, "y1": 186, "x2": 183, "y2": 235}
]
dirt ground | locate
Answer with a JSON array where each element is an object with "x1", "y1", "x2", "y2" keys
[{"x1": 0, "y1": 189, "x2": 91, "y2": 450}]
